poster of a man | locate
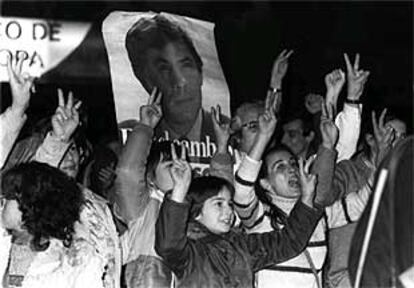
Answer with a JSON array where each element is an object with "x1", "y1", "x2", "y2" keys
[{"x1": 103, "y1": 11, "x2": 230, "y2": 171}]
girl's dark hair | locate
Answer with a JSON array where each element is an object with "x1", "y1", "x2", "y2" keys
[
  {"x1": 1, "y1": 162, "x2": 84, "y2": 251},
  {"x1": 146, "y1": 140, "x2": 181, "y2": 182},
  {"x1": 186, "y1": 176, "x2": 234, "y2": 220}
]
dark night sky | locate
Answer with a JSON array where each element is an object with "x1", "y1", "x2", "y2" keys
[{"x1": 1, "y1": 1, "x2": 413, "y2": 143}]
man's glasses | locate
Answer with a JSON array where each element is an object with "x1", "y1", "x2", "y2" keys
[{"x1": 241, "y1": 120, "x2": 259, "y2": 131}]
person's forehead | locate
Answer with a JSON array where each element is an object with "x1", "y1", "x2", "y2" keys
[
  {"x1": 266, "y1": 150, "x2": 293, "y2": 167},
  {"x1": 283, "y1": 119, "x2": 304, "y2": 131},
  {"x1": 146, "y1": 41, "x2": 195, "y2": 63},
  {"x1": 239, "y1": 109, "x2": 261, "y2": 123}
]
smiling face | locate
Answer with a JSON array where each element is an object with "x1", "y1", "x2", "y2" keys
[
  {"x1": 152, "y1": 154, "x2": 174, "y2": 193},
  {"x1": 145, "y1": 41, "x2": 202, "y2": 124},
  {"x1": 262, "y1": 149, "x2": 301, "y2": 199},
  {"x1": 195, "y1": 187, "x2": 234, "y2": 234}
]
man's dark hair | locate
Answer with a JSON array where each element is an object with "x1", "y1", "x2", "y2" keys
[
  {"x1": 281, "y1": 110, "x2": 314, "y2": 137},
  {"x1": 125, "y1": 15, "x2": 203, "y2": 89},
  {"x1": 1, "y1": 162, "x2": 84, "y2": 251}
]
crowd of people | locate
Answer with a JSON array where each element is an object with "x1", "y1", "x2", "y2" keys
[{"x1": 0, "y1": 13, "x2": 412, "y2": 288}]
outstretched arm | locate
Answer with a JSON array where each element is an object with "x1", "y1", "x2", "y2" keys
[
  {"x1": 155, "y1": 144, "x2": 193, "y2": 277},
  {"x1": 0, "y1": 54, "x2": 33, "y2": 168},
  {"x1": 334, "y1": 53, "x2": 369, "y2": 161},
  {"x1": 233, "y1": 105, "x2": 277, "y2": 228},
  {"x1": 209, "y1": 105, "x2": 233, "y2": 184},
  {"x1": 113, "y1": 88, "x2": 163, "y2": 223}
]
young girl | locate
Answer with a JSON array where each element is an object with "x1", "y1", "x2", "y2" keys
[{"x1": 155, "y1": 143, "x2": 323, "y2": 287}]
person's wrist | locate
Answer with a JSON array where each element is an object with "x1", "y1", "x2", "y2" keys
[
  {"x1": 301, "y1": 195, "x2": 314, "y2": 208},
  {"x1": 171, "y1": 186, "x2": 189, "y2": 203},
  {"x1": 11, "y1": 104, "x2": 27, "y2": 116},
  {"x1": 322, "y1": 141, "x2": 334, "y2": 150},
  {"x1": 345, "y1": 98, "x2": 362, "y2": 105},
  {"x1": 258, "y1": 132, "x2": 273, "y2": 143},
  {"x1": 268, "y1": 86, "x2": 282, "y2": 94},
  {"x1": 216, "y1": 143, "x2": 228, "y2": 154}
]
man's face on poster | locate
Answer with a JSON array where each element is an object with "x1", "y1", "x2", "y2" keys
[{"x1": 144, "y1": 41, "x2": 203, "y2": 123}]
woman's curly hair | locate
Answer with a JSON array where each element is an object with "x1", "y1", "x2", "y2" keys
[{"x1": 1, "y1": 162, "x2": 84, "y2": 251}]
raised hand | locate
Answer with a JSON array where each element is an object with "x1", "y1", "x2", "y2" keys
[
  {"x1": 298, "y1": 156, "x2": 317, "y2": 208},
  {"x1": 265, "y1": 85, "x2": 282, "y2": 117},
  {"x1": 140, "y1": 87, "x2": 163, "y2": 128},
  {"x1": 7, "y1": 53, "x2": 35, "y2": 115},
  {"x1": 305, "y1": 93, "x2": 324, "y2": 115},
  {"x1": 325, "y1": 69, "x2": 345, "y2": 114},
  {"x1": 211, "y1": 105, "x2": 230, "y2": 153},
  {"x1": 270, "y1": 49, "x2": 294, "y2": 88},
  {"x1": 51, "y1": 89, "x2": 82, "y2": 143},
  {"x1": 170, "y1": 143, "x2": 192, "y2": 203},
  {"x1": 344, "y1": 53, "x2": 370, "y2": 101},
  {"x1": 97, "y1": 166, "x2": 117, "y2": 191},
  {"x1": 319, "y1": 101, "x2": 339, "y2": 149},
  {"x1": 372, "y1": 109, "x2": 394, "y2": 165},
  {"x1": 258, "y1": 107, "x2": 277, "y2": 140}
]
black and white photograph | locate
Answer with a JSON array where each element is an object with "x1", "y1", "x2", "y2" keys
[{"x1": 0, "y1": 1, "x2": 412, "y2": 288}]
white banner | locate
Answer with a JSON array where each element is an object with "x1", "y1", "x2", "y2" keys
[{"x1": 0, "y1": 17, "x2": 92, "y2": 81}]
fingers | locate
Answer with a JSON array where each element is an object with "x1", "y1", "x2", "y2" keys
[
  {"x1": 371, "y1": 110, "x2": 379, "y2": 137},
  {"x1": 379, "y1": 108, "x2": 387, "y2": 130},
  {"x1": 354, "y1": 53, "x2": 360, "y2": 71},
  {"x1": 211, "y1": 106, "x2": 218, "y2": 125},
  {"x1": 344, "y1": 53, "x2": 352, "y2": 73},
  {"x1": 58, "y1": 88, "x2": 65, "y2": 107},
  {"x1": 16, "y1": 53, "x2": 24, "y2": 76},
  {"x1": 285, "y1": 49, "x2": 294, "y2": 58},
  {"x1": 304, "y1": 154, "x2": 316, "y2": 173},
  {"x1": 66, "y1": 91, "x2": 74, "y2": 109},
  {"x1": 179, "y1": 143, "x2": 186, "y2": 160},
  {"x1": 74, "y1": 100, "x2": 82, "y2": 110},
  {"x1": 155, "y1": 89, "x2": 162, "y2": 105},
  {"x1": 279, "y1": 49, "x2": 294, "y2": 59},
  {"x1": 171, "y1": 143, "x2": 178, "y2": 161},
  {"x1": 148, "y1": 87, "x2": 157, "y2": 104},
  {"x1": 298, "y1": 157, "x2": 305, "y2": 177},
  {"x1": 6, "y1": 54, "x2": 17, "y2": 82},
  {"x1": 234, "y1": 149, "x2": 242, "y2": 164}
]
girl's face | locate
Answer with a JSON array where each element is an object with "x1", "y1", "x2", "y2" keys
[
  {"x1": 153, "y1": 154, "x2": 174, "y2": 192},
  {"x1": 262, "y1": 150, "x2": 301, "y2": 199},
  {"x1": 1, "y1": 198, "x2": 23, "y2": 231},
  {"x1": 196, "y1": 187, "x2": 234, "y2": 234},
  {"x1": 60, "y1": 141, "x2": 80, "y2": 178}
]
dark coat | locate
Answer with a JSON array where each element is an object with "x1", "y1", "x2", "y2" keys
[{"x1": 155, "y1": 197, "x2": 322, "y2": 288}]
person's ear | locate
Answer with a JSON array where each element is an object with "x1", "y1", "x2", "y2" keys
[{"x1": 260, "y1": 178, "x2": 272, "y2": 191}]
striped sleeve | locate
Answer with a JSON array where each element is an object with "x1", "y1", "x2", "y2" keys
[{"x1": 234, "y1": 154, "x2": 266, "y2": 229}]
